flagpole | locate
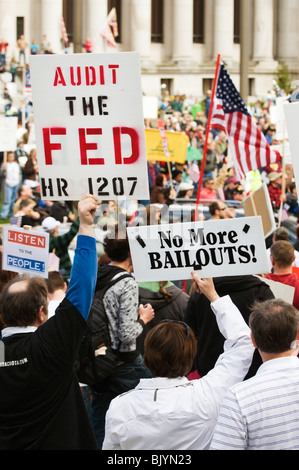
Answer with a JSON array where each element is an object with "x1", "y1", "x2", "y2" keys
[
  {"x1": 182, "y1": 54, "x2": 221, "y2": 292},
  {"x1": 157, "y1": 119, "x2": 173, "y2": 188},
  {"x1": 194, "y1": 54, "x2": 221, "y2": 221},
  {"x1": 278, "y1": 121, "x2": 286, "y2": 228}
]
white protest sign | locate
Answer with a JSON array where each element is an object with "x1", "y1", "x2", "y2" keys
[
  {"x1": 29, "y1": 52, "x2": 149, "y2": 201},
  {"x1": 2, "y1": 226, "x2": 49, "y2": 278},
  {"x1": 283, "y1": 101, "x2": 299, "y2": 190},
  {"x1": 0, "y1": 116, "x2": 18, "y2": 151},
  {"x1": 127, "y1": 217, "x2": 270, "y2": 282},
  {"x1": 274, "y1": 97, "x2": 288, "y2": 141},
  {"x1": 143, "y1": 96, "x2": 158, "y2": 119},
  {"x1": 271, "y1": 142, "x2": 292, "y2": 164}
]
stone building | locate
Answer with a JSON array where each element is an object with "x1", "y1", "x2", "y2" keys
[{"x1": 0, "y1": 0, "x2": 298, "y2": 100}]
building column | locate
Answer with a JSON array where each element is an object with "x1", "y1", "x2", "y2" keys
[
  {"x1": 277, "y1": 0, "x2": 298, "y2": 68},
  {"x1": 41, "y1": 0, "x2": 63, "y2": 54},
  {"x1": 130, "y1": 0, "x2": 152, "y2": 68},
  {"x1": 84, "y1": 0, "x2": 107, "y2": 53},
  {"x1": 252, "y1": 0, "x2": 276, "y2": 67},
  {"x1": 0, "y1": 0, "x2": 16, "y2": 60},
  {"x1": 213, "y1": 0, "x2": 234, "y2": 63},
  {"x1": 171, "y1": 0, "x2": 194, "y2": 66}
]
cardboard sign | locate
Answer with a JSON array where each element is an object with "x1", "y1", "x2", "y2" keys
[
  {"x1": 29, "y1": 52, "x2": 149, "y2": 201},
  {"x1": 243, "y1": 183, "x2": 276, "y2": 238},
  {"x1": 127, "y1": 217, "x2": 270, "y2": 282},
  {"x1": 283, "y1": 101, "x2": 299, "y2": 192},
  {"x1": 256, "y1": 276, "x2": 295, "y2": 304},
  {"x1": 0, "y1": 117, "x2": 18, "y2": 151},
  {"x1": 2, "y1": 226, "x2": 49, "y2": 278},
  {"x1": 145, "y1": 129, "x2": 189, "y2": 163}
]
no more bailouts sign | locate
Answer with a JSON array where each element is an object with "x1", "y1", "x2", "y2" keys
[
  {"x1": 127, "y1": 217, "x2": 270, "y2": 282},
  {"x1": 29, "y1": 52, "x2": 149, "y2": 201}
]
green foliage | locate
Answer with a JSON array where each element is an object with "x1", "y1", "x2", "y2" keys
[{"x1": 274, "y1": 62, "x2": 293, "y2": 95}]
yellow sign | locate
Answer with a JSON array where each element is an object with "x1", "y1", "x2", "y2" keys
[{"x1": 145, "y1": 129, "x2": 189, "y2": 164}]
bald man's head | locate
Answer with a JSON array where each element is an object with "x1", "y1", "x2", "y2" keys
[{"x1": 0, "y1": 276, "x2": 48, "y2": 328}]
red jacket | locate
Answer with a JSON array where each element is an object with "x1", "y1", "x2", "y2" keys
[{"x1": 265, "y1": 272, "x2": 299, "y2": 309}]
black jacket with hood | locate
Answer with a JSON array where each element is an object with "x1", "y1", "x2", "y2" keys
[
  {"x1": 137, "y1": 283, "x2": 189, "y2": 354},
  {"x1": 184, "y1": 275, "x2": 275, "y2": 379}
]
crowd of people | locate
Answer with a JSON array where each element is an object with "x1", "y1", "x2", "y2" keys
[
  {"x1": 1, "y1": 194, "x2": 299, "y2": 451},
  {"x1": 146, "y1": 88, "x2": 296, "y2": 222},
  {"x1": 1, "y1": 47, "x2": 299, "y2": 451}
]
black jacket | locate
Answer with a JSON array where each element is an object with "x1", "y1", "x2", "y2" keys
[
  {"x1": 184, "y1": 275, "x2": 275, "y2": 379},
  {"x1": 95, "y1": 264, "x2": 130, "y2": 291},
  {"x1": 0, "y1": 299, "x2": 97, "y2": 450},
  {"x1": 137, "y1": 284, "x2": 189, "y2": 354}
]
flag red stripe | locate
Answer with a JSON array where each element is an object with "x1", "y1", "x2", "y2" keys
[
  {"x1": 255, "y1": 126, "x2": 262, "y2": 168},
  {"x1": 244, "y1": 114, "x2": 252, "y2": 171}
]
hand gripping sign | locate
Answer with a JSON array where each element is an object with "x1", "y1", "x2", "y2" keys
[
  {"x1": 127, "y1": 217, "x2": 270, "y2": 282},
  {"x1": 29, "y1": 52, "x2": 149, "y2": 201}
]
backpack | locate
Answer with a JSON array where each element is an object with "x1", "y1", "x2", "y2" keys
[{"x1": 75, "y1": 273, "x2": 131, "y2": 387}]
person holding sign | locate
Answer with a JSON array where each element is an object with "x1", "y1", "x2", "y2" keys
[
  {"x1": 185, "y1": 274, "x2": 275, "y2": 380},
  {"x1": 102, "y1": 274, "x2": 254, "y2": 450},
  {"x1": 0, "y1": 194, "x2": 99, "y2": 450}
]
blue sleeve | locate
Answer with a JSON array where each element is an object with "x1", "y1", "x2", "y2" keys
[{"x1": 65, "y1": 234, "x2": 97, "y2": 321}]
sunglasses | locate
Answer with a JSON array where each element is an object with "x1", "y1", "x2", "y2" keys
[{"x1": 159, "y1": 319, "x2": 190, "y2": 339}]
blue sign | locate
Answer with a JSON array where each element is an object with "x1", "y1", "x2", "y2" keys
[{"x1": 7, "y1": 255, "x2": 45, "y2": 273}]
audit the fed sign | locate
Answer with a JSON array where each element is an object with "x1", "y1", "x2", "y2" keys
[
  {"x1": 2, "y1": 227, "x2": 49, "y2": 278},
  {"x1": 29, "y1": 52, "x2": 149, "y2": 201},
  {"x1": 127, "y1": 217, "x2": 270, "y2": 282}
]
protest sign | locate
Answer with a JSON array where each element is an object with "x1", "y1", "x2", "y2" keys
[
  {"x1": 29, "y1": 52, "x2": 149, "y2": 201},
  {"x1": 143, "y1": 96, "x2": 158, "y2": 119},
  {"x1": 2, "y1": 226, "x2": 49, "y2": 278},
  {"x1": 145, "y1": 128, "x2": 188, "y2": 163},
  {"x1": 243, "y1": 182, "x2": 276, "y2": 238},
  {"x1": 283, "y1": 101, "x2": 299, "y2": 191},
  {"x1": 256, "y1": 275, "x2": 295, "y2": 305},
  {"x1": 271, "y1": 97, "x2": 288, "y2": 142},
  {"x1": 0, "y1": 116, "x2": 17, "y2": 151},
  {"x1": 127, "y1": 217, "x2": 269, "y2": 282}
]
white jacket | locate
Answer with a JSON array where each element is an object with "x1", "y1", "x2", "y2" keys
[{"x1": 102, "y1": 295, "x2": 254, "y2": 450}]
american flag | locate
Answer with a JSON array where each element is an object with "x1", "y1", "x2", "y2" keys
[
  {"x1": 61, "y1": 16, "x2": 68, "y2": 45},
  {"x1": 211, "y1": 63, "x2": 281, "y2": 180},
  {"x1": 100, "y1": 8, "x2": 118, "y2": 47}
]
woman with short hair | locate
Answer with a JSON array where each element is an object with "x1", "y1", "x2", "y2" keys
[{"x1": 102, "y1": 274, "x2": 254, "y2": 450}]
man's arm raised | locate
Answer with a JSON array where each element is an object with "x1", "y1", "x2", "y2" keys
[{"x1": 66, "y1": 194, "x2": 99, "y2": 320}]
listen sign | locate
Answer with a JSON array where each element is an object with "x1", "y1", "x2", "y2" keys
[{"x1": 2, "y1": 226, "x2": 49, "y2": 278}]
